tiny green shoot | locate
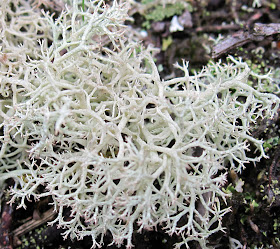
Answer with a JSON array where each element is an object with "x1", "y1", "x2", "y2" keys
[{"x1": 82, "y1": 0, "x2": 85, "y2": 21}]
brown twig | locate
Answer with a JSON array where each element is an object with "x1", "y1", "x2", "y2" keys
[
  {"x1": 11, "y1": 208, "x2": 56, "y2": 247},
  {"x1": 195, "y1": 24, "x2": 241, "y2": 33},
  {"x1": 212, "y1": 23, "x2": 280, "y2": 58},
  {"x1": 268, "y1": 144, "x2": 280, "y2": 190},
  {"x1": 0, "y1": 201, "x2": 14, "y2": 249}
]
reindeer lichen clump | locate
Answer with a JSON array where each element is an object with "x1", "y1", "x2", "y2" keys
[{"x1": 0, "y1": 0, "x2": 279, "y2": 248}]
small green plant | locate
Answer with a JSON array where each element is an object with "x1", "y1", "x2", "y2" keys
[{"x1": 82, "y1": 0, "x2": 85, "y2": 20}]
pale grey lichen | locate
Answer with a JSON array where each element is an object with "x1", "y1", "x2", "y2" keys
[{"x1": 0, "y1": 1, "x2": 279, "y2": 248}]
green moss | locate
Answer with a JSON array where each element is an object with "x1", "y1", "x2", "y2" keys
[
  {"x1": 263, "y1": 136, "x2": 280, "y2": 152},
  {"x1": 146, "y1": 3, "x2": 184, "y2": 21},
  {"x1": 142, "y1": 2, "x2": 186, "y2": 28}
]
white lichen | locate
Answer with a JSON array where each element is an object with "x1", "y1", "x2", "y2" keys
[
  {"x1": 170, "y1": 15, "x2": 184, "y2": 32},
  {"x1": 0, "y1": 1, "x2": 279, "y2": 248}
]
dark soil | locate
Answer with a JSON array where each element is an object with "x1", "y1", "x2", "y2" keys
[{"x1": 1, "y1": 0, "x2": 280, "y2": 248}]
